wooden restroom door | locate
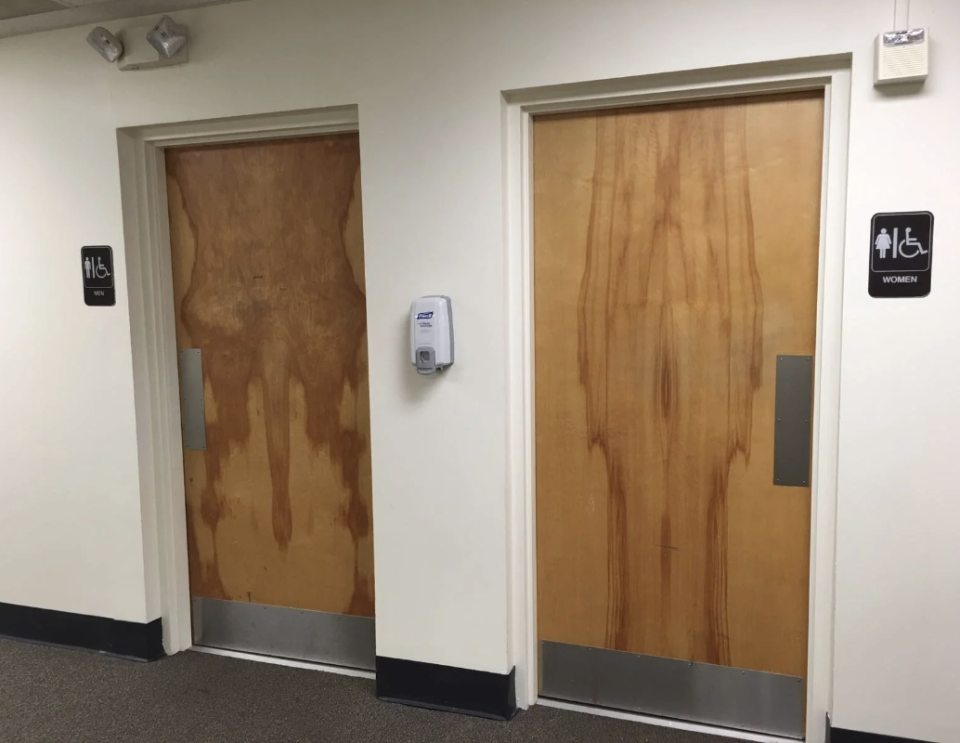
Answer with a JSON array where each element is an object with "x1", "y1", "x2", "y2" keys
[
  {"x1": 166, "y1": 134, "x2": 374, "y2": 620},
  {"x1": 534, "y1": 93, "x2": 824, "y2": 683}
]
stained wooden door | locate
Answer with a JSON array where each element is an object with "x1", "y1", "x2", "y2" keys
[
  {"x1": 166, "y1": 134, "x2": 373, "y2": 617},
  {"x1": 534, "y1": 92, "x2": 823, "y2": 679}
]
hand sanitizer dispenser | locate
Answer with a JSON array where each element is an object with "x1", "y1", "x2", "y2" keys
[{"x1": 411, "y1": 296, "x2": 454, "y2": 375}]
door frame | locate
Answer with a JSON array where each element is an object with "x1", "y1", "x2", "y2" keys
[
  {"x1": 116, "y1": 106, "x2": 360, "y2": 656},
  {"x1": 502, "y1": 57, "x2": 851, "y2": 741}
]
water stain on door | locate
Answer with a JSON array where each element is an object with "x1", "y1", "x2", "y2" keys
[{"x1": 167, "y1": 133, "x2": 374, "y2": 616}]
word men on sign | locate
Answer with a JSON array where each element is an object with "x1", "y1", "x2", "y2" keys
[
  {"x1": 81, "y1": 246, "x2": 116, "y2": 306},
  {"x1": 869, "y1": 212, "x2": 933, "y2": 298}
]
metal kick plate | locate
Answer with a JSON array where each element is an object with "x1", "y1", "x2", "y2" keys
[
  {"x1": 192, "y1": 598, "x2": 376, "y2": 671},
  {"x1": 179, "y1": 349, "x2": 206, "y2": 451},
  {"x1": 541, "y1": 641, "x2": 804, "y2": 738},
  {"x1": 773, "y1": 355, "x2": 814, "y2": 487}
]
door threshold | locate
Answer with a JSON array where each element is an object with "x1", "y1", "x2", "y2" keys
[
  {"x1": 537, "y1": 698, "x2": 796, "y2": 743},
  {"x1": 190, "y1": 645, "x2": 375, "y2": 680}
]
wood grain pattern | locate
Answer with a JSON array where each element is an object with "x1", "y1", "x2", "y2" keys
[
  {"x1": 166, "y1": 133, "x2": 374, "y2": 616},
  {"x1": 534, "y1": 93, "x2": 824, "y2": 678}
]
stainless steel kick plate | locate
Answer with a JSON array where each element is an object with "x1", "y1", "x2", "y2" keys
[
  {"x1": 540, "y1": 641, "x2": 804, "y2": 738},
  {"x1": 773, "y1": 355, "x2": 814, "y2": 488},
  {"x1": 192, "y1": 598, "x2": 376, "y2": 670},
  {"x1": 179, "y1": 349, "x2": 206, "y2": 451}
]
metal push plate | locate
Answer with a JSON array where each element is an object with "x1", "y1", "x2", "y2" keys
[
  {"x1": 773, "y1": 355, "x2": 813, "y2": 487},
  {"x1": 179, "y1": 349, "x2": 206, "y2": 451}
]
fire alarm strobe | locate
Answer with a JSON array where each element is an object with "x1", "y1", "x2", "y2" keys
[{"x1": 875, "y1": 28, "x2": 929, "y2": 86}]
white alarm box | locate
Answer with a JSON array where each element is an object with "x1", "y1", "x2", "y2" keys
[
  {"x1": 875, "y1": 29, "x2": 929, "y2": 86},
  {"x1": 411, "y1": 296, "x2": 454, "y2": 375}
]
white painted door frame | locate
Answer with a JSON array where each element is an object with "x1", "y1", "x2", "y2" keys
[
  {"x1": 116, "y1": 106, "x2": 360, "y2": 656},
  {"x1": 502, "y1": 56, "x2": 852, "y2": 743}
]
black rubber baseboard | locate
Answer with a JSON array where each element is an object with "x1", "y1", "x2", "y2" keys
[
  {"x1": 0, "y1": 601, "x2": 163, "y2": 661},
  {"x1": 376, "y1": 656, "x2": 517, "y2": 720},
  {"x1": 830, "y1": 719, "x2": 928, "y2": 743}
]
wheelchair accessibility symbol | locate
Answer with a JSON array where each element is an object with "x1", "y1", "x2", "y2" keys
[
  {"x1": 874, "y1": 227, "x2": 928, "y2": 262},
  {"x1": 83, "y1": 256, "x2": 112, "y2": 281},
  {"x1": 869, "y1": 212, "x2": 934, "y2": 299},
  {"x1": 81, "y1": 245, "x2": 117, "y2": 307},
  {"x1": 80, "y1": 246, "x2": 115, "y2": 289},
  {"x1": 871, "y1": 212, "x2": 933, "y2": 274}
]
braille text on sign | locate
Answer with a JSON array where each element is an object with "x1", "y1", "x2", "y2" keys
[
  {"x1": 81, "y1": 246, "x2": 116, "y2": 307},
  {"x1": 869, "y1": 212, "x2": 933, "y2": 298}
]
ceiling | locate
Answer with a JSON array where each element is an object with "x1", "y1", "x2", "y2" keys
[{"x1": 0, "y1": 0, "x2": 244, "y2": 38}]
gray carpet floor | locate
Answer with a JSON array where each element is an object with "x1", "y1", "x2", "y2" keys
[{"x1": 0, "y1": 638, "x2": 733, "y2": 742}]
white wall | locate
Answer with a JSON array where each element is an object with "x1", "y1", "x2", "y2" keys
[
  {"x1": 0, "y1": 36, "x2": 146, "y2": 620},
  {"x1": 0, "y1": 0, "x2": 958, "y2": 740}
]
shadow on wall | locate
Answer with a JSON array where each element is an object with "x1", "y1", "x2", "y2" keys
[{"x1": 874, "y1": 81, "x2": 926, "y2": 98}]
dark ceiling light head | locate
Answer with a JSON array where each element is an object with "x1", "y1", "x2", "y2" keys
[
  {"x1": 86, "y1": 26, "x2": 123, "y2": 63},
  {"x1": 147, "y1": 16, "x2": 188, "y2": 59}
]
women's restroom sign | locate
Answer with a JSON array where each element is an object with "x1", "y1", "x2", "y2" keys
[
  {"x1": 81, "y1": 246, "x2": 116, "y2": 306},
  {"x1": 869, "y1": 212, "x2": 934, "y2": 298}
]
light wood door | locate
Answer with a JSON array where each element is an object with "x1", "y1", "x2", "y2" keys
[
  {"x1": 166, "y1": 134, "x2": 373, "y2": 617},
  {"x1": 534, "y1": 92, "x2": 823, "y2": 679}
]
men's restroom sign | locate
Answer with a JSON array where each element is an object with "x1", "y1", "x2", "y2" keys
[
  {"x1": 869, "y1": 212, "x2": 934, "y2": 298},
  {"x1": 81, "y1": 246, "x2": 116, "y2": 306}
]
